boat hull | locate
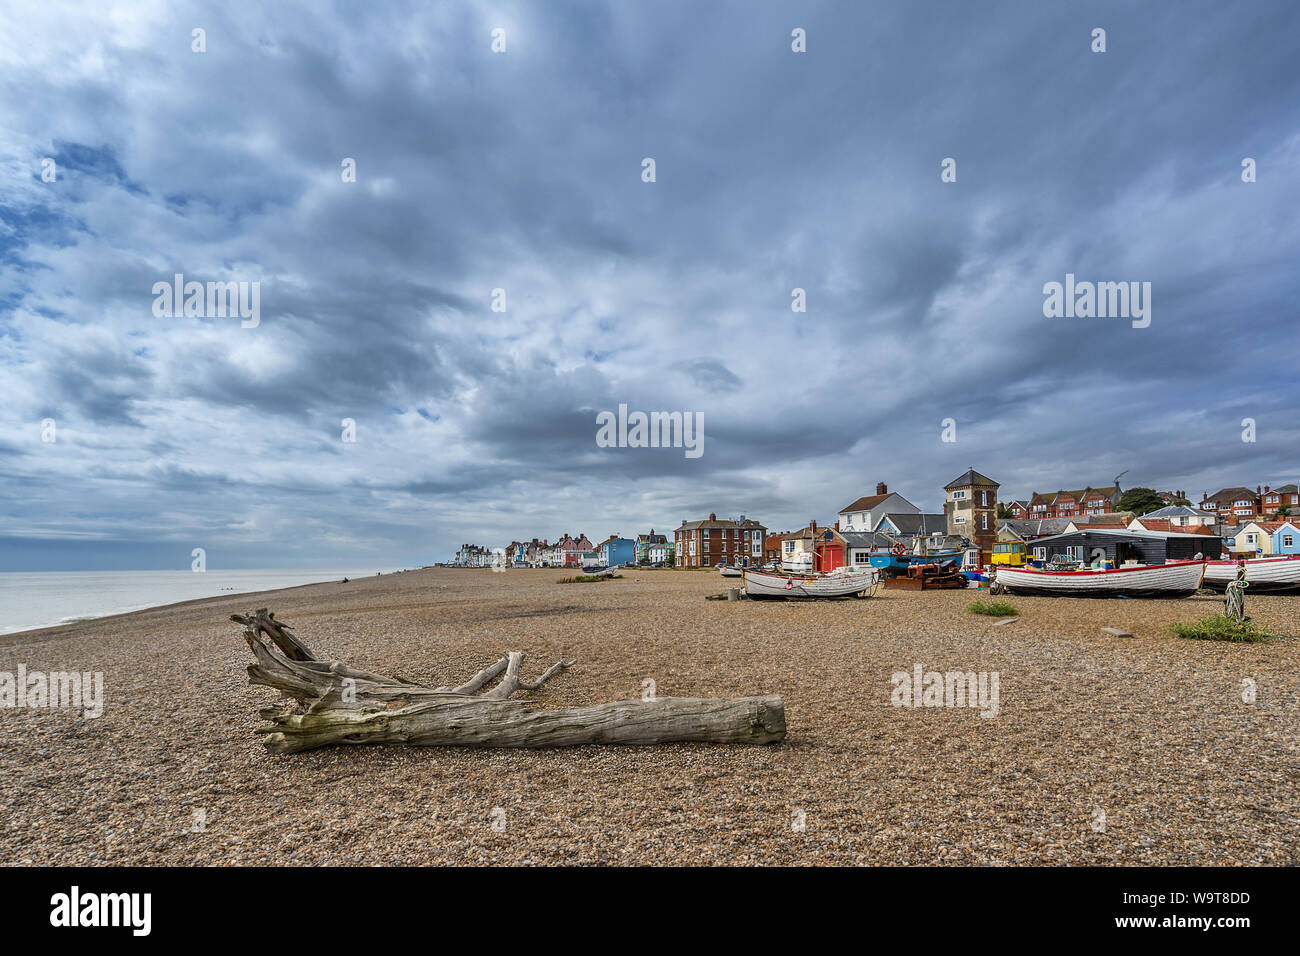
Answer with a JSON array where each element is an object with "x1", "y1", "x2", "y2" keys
[
  {"x1": 867, "y1": 551, "x2": 962, "y2": 575},
  {"x1": 719, "y1": 566, "x2": 743, "y2": 578},
  {"x1": 742, "y1": 568, "x2": 880, "y2": 599},
  {"x1": 1202, "y1": 556, "x2": 1300, "y2": 593},
  {"x1": 993, "y1": 561, "x2": 1205, "y2": 597}
]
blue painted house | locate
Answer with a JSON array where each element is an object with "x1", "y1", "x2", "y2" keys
[
  {"x1": 1271, "y1": 521, "x2": 1300, "y2": 555},
  {"x1": 596, "y1": 535, "x2": 636, "y2": 567}
]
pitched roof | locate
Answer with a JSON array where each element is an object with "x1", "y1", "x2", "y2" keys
[
  {"x1": 1029, "y1": 485, "x2": 1121, "y2": 506},
  {"x1": 944, "y1": 469, "x2": 998, "y2": 490},
  {"x1": 837, "y1": 493, "x2": 891, "y2": 515},
  {"x1": 1141, "y1": 505, "x2": 1215, "y2": 518},
  {"x1": 876, "y1": 513, "x2": 948, "y2": 535},
  {"x1": 1203, "y1": 487, "x2": 1257, "y2": 503},
  {"x1": 1268, "y1": 483, "x2": 1299, "y2": 494}
]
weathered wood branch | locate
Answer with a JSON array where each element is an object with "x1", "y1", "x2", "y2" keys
[{"x1": 232, "y1": 608, "x2": 785, "y2": 754}]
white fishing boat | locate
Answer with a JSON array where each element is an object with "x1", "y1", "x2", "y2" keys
[
  {"x1": 719, "y1": 565, "x2": 743, "y2": 578},
  {"x1": 1202, "y1": 555, "x2": 1300, "y2": 593},
  {"x1": 992, "y1": 560, "x2": 1204, "y2": 597},
  {"x1": 742, "y1": 567, "x2": 880, "y2": 599}
]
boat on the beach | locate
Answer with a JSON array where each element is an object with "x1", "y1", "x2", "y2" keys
[
  {"x1": 868, "y1": 549, "x2": 963, "y2": 576},
  {"x1": 992, "y1": 560, "x2": 1205, "y2": 597},
  {"x1": 719, "y1": 565, "x2": 743, "y2": 578},
  {"x1": 885, "y1": 563, "x2": 967, "y2": 590},
  {"x1": 1202, "y1": 555, "x2": 1300, "y2": 593},
  {"x1": 742, "y1": 567, "x2": 880, "y2": 599}
]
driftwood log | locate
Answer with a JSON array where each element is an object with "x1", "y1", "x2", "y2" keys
[{"x1": 234, "y1": 609, "x2": 786, "y2": 753}]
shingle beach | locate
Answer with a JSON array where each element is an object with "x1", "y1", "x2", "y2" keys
[{"x1": 2, "y1": 568, "x2": 1297, "y2": 865}]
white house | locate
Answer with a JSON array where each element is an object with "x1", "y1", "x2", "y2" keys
[
  {"x1": 1132, "y1": 505, "x2": 1217, "y2": 529},
  {"x1": 837, "y1": 482, "x2": 919, "y2": 533}
]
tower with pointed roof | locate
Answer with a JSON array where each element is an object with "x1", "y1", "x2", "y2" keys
[{"x1": 944, "y1": 468, "x2": 1000, "y2": 561}]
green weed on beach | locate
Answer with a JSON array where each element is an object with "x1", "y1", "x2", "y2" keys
[
  {"x1": 1171, "y1": 614, "x2": 1275, "y2": 643},
  {"x1": 969, "y1": 599, "x2": 1019, "y2": 617}
]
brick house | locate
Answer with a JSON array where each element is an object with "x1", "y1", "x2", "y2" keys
[
  {"x1": 1261, "y1": 483, "x2": 1300, "y2": 515},
  {"x1": 1025, "y1": 484, "x2": 1122, "y2": 520},
  {"x1": 1200, "y1": 487, "x2": 1261, "y2": 523},
  {"x1": 763, "y1": 532, "x2": 788, "y2": 566},
  {"x1": 674, "y1": 514, "x2": 767, "y2": 568}
]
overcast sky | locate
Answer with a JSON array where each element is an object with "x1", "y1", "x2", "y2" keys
[{"x1": 1, "y1": 1, "x2": 1298, "y2": 571}]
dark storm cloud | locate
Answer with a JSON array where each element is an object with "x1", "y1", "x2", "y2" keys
[{"x1": 0, "y1": 0, "x2": 1297, "y2": 568}]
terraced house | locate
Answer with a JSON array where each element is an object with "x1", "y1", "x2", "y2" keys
[
  {"x1": 634, "y1": 529, "x2": 667, "y2": 563},
  {"x1": 1024, "y1": 484, "x2": 1122, "y2": 519},
  {"x1": 674, "y1": 514, "x2": 766, "y2": 568}
]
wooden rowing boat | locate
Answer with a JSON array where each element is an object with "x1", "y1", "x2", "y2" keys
[
  {"x1": 1202, "y1": 555, "x2": 1300, "y2": 593},
  {"x1": 742, "y1": 567, "x2": 880, "y2": 599},
  {"x1": 993, "y1": 560, "x2": 1204, "y2": 597}
]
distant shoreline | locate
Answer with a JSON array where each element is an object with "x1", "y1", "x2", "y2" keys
[{"x1": 0, "y1": 567, "x2": 412, "y2": 641}]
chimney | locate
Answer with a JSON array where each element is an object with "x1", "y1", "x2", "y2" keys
[
  {"x1": 1257, "y1": 485, "x2": 1262, "y2": 494},
  {"x1": 876, "y1": 482, "x2": 888, "y2": 496},
  {"x1": 709, "y1": 513, "x2": 716, "y2": 521},
  {"x1": 1265, "y1": 485, "x2": 1270, "y2": 494},
  {"x1": 834, "y1": 520, "x2": 840, "y2": 531},
  {"x1": 811, "y1": 520, "x2": 817, "y2": 532}
]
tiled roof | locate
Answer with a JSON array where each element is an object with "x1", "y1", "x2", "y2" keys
[
  {"x1": 1203, "y1": 487, "x2": 1257, "y2": 504},
  {"x1": 1141, "y1": 505, "x2": 1214, "y2": 518},
  {"x1": 944, "y1": 469, "x2": 998, "y2": 490},
  {"x1": 877, "y1": 513, "x2": 948, "y2": 534},
  {"x1": 837, "y1": 493, "x2": 891, "y2": 515}
]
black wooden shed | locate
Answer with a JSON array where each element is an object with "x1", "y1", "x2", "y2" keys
[{"x1": 1024, "y1": 530, "x2": 1215, "y2": 566}]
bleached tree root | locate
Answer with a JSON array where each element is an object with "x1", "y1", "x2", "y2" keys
[{"x1": 233, "y1": 609, "x2": 786, "y2": 754}]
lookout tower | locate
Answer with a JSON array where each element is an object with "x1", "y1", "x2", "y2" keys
[{"x1": 944, "y1": 468, "x2": 1000, "y2": 562}]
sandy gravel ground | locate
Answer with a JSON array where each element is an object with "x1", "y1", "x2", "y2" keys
[{"x1": 2, "y1": 567, "x2": 1297, "y2": 866}]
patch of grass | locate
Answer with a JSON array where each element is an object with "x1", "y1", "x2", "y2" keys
[
  {"x1": 969, "y1": 599, "x2": 1018, "y2": 617},
  {"x1": 1171, "y1": 614, "x2": 1273, "y2": 643},
  {"x1": 557, "y1": 574, "x2": 620, "y2": 584}
]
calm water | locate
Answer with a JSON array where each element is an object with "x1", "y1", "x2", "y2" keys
[{"x1": 0, "y1": 568, "x2": 399, "y2": 635}]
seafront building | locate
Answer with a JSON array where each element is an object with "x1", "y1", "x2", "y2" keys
[
  {"x1": 470, "y1": 469, "x2": 1298, "y2": 569},
  {"x1": 674, "y1": 514, "x2": 767, "y2": 568}
]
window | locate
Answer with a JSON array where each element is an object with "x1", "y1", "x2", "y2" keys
[
  {"x1": 954, "y1": 516, "x2": 965, "y2": 524},
  {"x1": 1033, "y1": 547, "x2": 1047, "y2": 561},
  {"x1": 1284, "y1": 535, "x2": 1294, "y2": 547},
  {"x1": 1067, "y1": 546, "x2": 1085, "y2": 562},
  {"x1": 980, "y1": 491, "x2": 988, "y2": 506},
  {"x1": 953, "y1": 491, "x2": 967, "y2": 500}
]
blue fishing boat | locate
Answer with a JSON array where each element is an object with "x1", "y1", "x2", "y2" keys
[{"x1": 867, "y1": 549, "x2": 964, "y2": 576}]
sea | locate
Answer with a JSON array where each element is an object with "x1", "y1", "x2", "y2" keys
[{"x1": 0, "y1": 568, "x2": 400, "y2": 636}]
